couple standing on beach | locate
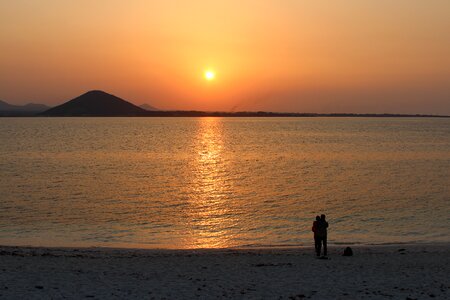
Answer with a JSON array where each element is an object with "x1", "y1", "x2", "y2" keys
[{"x1": 312, "y1": 214, "x2": 328, "y2": 258}]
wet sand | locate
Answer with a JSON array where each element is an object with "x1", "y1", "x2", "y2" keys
[{"x1": 1, "y1": 244, "x2": 449, "y2": 299}]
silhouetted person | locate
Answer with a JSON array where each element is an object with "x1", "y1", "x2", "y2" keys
[
  {"x1": 316, "y1": 214, "x2": 329, "y2": 257},
  {"x1": 312, "y1": 216, "x2": 321, "y2": 256}
]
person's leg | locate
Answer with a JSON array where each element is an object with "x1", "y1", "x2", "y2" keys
[
  {"x1": 323, "y1": 235, "x2": 327, "y2": 256},
  {"x1": 314, "y1": 237, "x2": 320, "y2": 256},
  {"x1": 317, "y1": 237, "x2": 322, "y2": 256}
]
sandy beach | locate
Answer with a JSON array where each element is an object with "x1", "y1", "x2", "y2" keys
[{"x1": 1, "y1": 244, "x2": 449, "y2": 299}]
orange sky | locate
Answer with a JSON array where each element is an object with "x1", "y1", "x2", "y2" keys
[{"x1": 1, "y1": 1, "x2": 449, "y2": 114}]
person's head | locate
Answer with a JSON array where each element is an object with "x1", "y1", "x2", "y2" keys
[
  {"x1": 316, "y1": 216, "x2": 320, "y2": 221},
  {"x1": 321, "y1": 214, "x2": 326, "y2": 221}
]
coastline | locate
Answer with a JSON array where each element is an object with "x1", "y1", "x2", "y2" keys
[
  {"x1": 2, "y1": 112, "x2": 450, "y2": 118},
  {"x1": 1, "y1": 244, "x2": 449, "y2": 299}
]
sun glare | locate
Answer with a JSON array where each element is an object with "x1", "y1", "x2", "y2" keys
[{"x1": 204, "y1": 70, "x2": 215, "y2": 81}]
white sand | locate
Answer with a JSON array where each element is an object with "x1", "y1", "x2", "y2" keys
[{"x1": 0, "y1": 244, "x2": 449, "y2": 299}]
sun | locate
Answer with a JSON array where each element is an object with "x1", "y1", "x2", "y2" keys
[{"x1": 204, "y1": 70, "x2": 215, "y2": 81}]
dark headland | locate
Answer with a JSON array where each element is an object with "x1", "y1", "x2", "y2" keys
[
  {"x1": 1, "y1": 90, "x2": 448, "y2": 117},
  {"x1": 41, "y1": 90, "x2": 148, "y2": 117}
]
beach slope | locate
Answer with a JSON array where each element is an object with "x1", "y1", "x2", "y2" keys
[{"x1": 1, "y1": 245, "x2": 449, "y2": 299}]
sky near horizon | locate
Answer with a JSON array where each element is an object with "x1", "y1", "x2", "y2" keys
[{"x1": 1, "y1": 1, "x2": 450, "y2": 114}]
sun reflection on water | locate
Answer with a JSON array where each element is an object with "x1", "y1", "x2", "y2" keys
[{"x1": 185, "y1": 118, "x2": 237, "y2": 248}]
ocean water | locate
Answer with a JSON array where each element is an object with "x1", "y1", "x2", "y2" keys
[{"x1": 0, "y1": 117, "x2": 449, "y2": 249}]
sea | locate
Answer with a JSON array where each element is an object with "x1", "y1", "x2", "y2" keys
[{"x1": 0, "y1": 117, "x2": 449, "y2": 249}]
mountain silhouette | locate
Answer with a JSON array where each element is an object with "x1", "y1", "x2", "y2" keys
[
  {"x1": 41, "y1": 90, "x2": 148, "y2": 116},
  {"x1": 139, "y1": 103, "x2": 159, "y2": 111},
  {"x1": 0, "y1": 100, "x2": 49, "y2": 112}
]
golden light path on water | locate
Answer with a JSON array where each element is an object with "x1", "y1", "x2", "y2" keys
[{"x1": 185, "y1": 118, "x2": 236, "y2": 248}]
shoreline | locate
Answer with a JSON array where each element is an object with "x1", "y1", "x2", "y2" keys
[
  {"x1": 2, "y1": 114, "x2": 450, "y2": 118},
  {"x1": 1, "y1": 244, "x2": 449, "y2": 299},
  {"x1": 2, "y1": 241, "x2": 449, "y2": 253}
]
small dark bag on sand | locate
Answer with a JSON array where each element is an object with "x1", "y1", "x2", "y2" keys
[{"x1": 343, "y1": 247, "x2": 353, "y2": 256}]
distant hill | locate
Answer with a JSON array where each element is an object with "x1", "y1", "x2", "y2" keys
[
  {"x1": 41, "y1": 90, "x2": 148, "y2": 116},
  {"x1": 22, "y1": 103, "x2": 50, "y2": 111},
  {"x1": 0, "y1": 100, "x2": 50, "y2": 116},
  {"x1": 0, "y1": 100, "x2": 49, "y2": 112},
  {"x1": 139, "y1": 103, "x2": 159, "y2": 111}
]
